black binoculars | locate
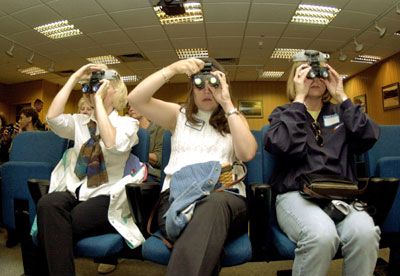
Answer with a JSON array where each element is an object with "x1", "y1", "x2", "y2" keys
[
  {"x1": 305, "y1": 50, "x2": 329, "y2": 79},
  {"x1": 82, "y1": 70, "x2": 119, "y2": 93},
  {"x1": 192, "y1": 63, "x2": 220, "y2": 89}
]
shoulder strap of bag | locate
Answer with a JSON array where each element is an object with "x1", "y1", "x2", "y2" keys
[
  {"x1": 215, "y1": 161, "x2": 247, "y2": 192},
  {"x1": 146, "y1": 197, "x2": 174, "y2": 249}
]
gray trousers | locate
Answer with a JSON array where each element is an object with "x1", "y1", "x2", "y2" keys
[
  {"x1": 158, "y1": 191, "x2": 248, "y2": 276},
  {"x1": 276, "y1": 191, "x2": 381, "y2": 276}
]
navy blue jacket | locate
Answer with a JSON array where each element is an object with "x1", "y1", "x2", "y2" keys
[{"x1": 264, "y1": 99, "x2": 379, "y2": 194}]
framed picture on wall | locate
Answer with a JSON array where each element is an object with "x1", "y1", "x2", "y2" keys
[
  {"x1": 238, "y1": 100, "x2": 263, "y2": 118},
  {"x1": 353, "y1": 94, "x2": 367, "y2": 113},
  {"x1": 382, "y1": 83, "x2": 400, "y2": 111}
]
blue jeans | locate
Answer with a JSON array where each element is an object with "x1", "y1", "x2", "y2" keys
[{"x1": 276, "y1": 191, "x2": 380, "y2": 276}]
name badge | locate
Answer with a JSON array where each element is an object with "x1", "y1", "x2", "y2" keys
[
  {"x1": 185, "y1": 120, "x2": 205, "y2": 131},
  {"x1": 323, "y1": 114, "x2": 340, "y2": 127}
]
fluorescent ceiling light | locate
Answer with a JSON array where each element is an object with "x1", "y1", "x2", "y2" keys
[
  {"x1": 86, "y1": 55, "x2": 121, "y2": 64},
  {"x1": 271, "y1": 48, "x2": 304, "y2": 59},
  {"x1": 176, "y1": 48, "x2": 208, "y2": 59},
  {"x1": 34, "y1": 20, "x2": 82, "y2": 39},
  {"x1": 351, "y1": 55, "x2": 381, "y2": 64},
  {"x1": 260, "y1": 71, "x2": 285, "y2": 78},
  {"x1": 291, "y1": 4, "x2": 341, "y2": 25},
  {"x1": 121, "y1": 75, "x2": 141, "y2": 83},
  {"x1": 154, "y1": 2, "x2": 203, "y2": 25},
  {"x1": 18, "y1": 67, "x2": 48, "y2": 76}
]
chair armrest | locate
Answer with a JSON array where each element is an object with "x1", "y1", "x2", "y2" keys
[
  {"x1": 247, "y1": 184, "x2": 272, "y2": 261},
  {"x1": 27, "y1": 179, "x2": 50, "y2": 206},
  {"x1": 125, "y1": 182, "x2": 161, "y2": 238}
]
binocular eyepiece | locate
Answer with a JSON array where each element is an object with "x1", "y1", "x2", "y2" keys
[
  {"x1": 81, "y1": 70, "x2": 119, "y2": 93},
  {"x1": 192, "y1": 62, "x2": 220, "y2": 89}
]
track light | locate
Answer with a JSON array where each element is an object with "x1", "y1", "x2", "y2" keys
[
  {"x1": 396, "y1": 4, "x2": 400, "y2": 15},
  {"x1": 353, "y1": 38, "x2": 364, "y2": 52},
  {"x1": 374, "y1": 22, "x2": 387, "y2": 38},
  {"x1": 27, "y1": 52, "x2": 34, "y2": 64},
  {"x1": 6, "y1": 44, "x2": 15, "y2": 57},
  {"x1": 338, "y1": 49, "x2": 347, "y2": 61}
]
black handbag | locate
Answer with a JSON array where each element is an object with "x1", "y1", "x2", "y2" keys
[{"x1": 299, "y1": 173, "x2": 366, "y2": 200}]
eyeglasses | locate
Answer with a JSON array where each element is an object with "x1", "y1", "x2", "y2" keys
[{"x1": 311, "y1": 121, "x2": 324, "y2": 147}]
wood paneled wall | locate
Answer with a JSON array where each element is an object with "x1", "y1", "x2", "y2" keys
[{"x1": 344, "y1": 51, "x2": 400, "y2": 125}]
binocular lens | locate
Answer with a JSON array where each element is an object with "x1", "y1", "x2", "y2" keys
[
  {"x1": 209, "y1": 76, "x2": 218, "y2": 85},
  {"x1": 82, "y1": 84, "x2": 90, "y2": 93},
  {"x1": 92, "y1": 83, "x2": 101, "y2": 92}
]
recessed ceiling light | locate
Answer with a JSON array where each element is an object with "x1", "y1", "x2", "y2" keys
[
  {"x1": 121, "y1": 75, "x2": 141, "y2": 83},
  {"x1": 340, "y1": 74, "x2": 349, "y2": 79},
  {"x1": 260, "y1": 71, "x2": 285, "y2": 78},
  {"x1": 271, "y1": 48, "x2": 304, "y2": 59},
  {"x1": 291, "y1": 4, "x2": 341, "y2": 25},
  {"x1": 86, "y1": 55, "x2": 121, "y2": 64},
  {"x1": 18, "y1": 67, "x2": 48, "y2": 76},
  {"x1": 176, "y1": 48, "x2": 208, "y2": 59},
  {"x1": 34, "y1": 20, "x2": 82, "y2": 39},
  {"x1": 154, "y1": 2, "x2": 203, "y2": 25},
  {"x1": 394, "y1": 31, "x2": 400, "y2": 36},
  {"x1": 351, "y1": 55, "x2": 381, "y2": 64}
]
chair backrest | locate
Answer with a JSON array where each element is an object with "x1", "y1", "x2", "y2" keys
[
  {"x1": 261, "y1": 125, "x2": 277, "y2": 184},
  {"x1": 244, "y1": 130, "x2": 263, "y2": 184},
  {"x1": 9, "y1": 131, "x2": 69, "y2": 167},
  {"x1": 132, "y1": 128, "x2": 150, "y2": 163},
  {"x1": 160, "y1": 131, "x2": 172, "y2": 184},
  {"x1": 365, "y1": 125, "x2": 400, "y2": 177}
]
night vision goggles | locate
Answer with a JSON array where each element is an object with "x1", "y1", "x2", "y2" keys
[
  {"x1": 81, "y1": 70, "x2": 119, "y2": 93},
  {"x1": 192, "y1": 63, "x2": 220, "y2": 89},
  {"x1": 293, "y1": 50, "x2": 330, "y2": 79}
]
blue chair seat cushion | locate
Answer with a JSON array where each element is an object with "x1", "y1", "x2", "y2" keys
[
  {"x1": 74, "y1": 233, "x2": 124, "y2": 258},
  {"x1": 271, "y1": 222, "x2": 296, "y2": 259},
  {"x1": 142, "y1": 231, "x2": 251, "y2": 266}
]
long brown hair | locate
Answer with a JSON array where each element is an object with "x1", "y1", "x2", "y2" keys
[{"x1": 183, "y1": 57, "x2": 230, "y2": 135}]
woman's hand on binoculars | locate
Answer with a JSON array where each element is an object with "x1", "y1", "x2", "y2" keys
[
  {"x1": 293, "y1": 63, "x2": 312, "y2": 102},
  {"x1": 94, "y1": 79, "x2": 110, "y2": 101},
  {"x1": 72, "y1": 64, "x2": 107, "y2": 82},
  {"x1": 209, "y1": 71, "x2": 232, "y2": 109},
  {"x1": 323, "y1": 64, "x2": 348, "y2": 103},
  {"x1": 167, "y1": 58, "x2": 204, "y2": 78}
]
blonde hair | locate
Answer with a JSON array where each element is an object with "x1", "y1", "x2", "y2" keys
[
  {"x1": 108, "y1": 69, "x2": 128, "y2": 111},
  {"x1": 286, "y1": 61, "x2": 331, "y2": 103},
  {"x1": 77, "y1": 96, "x2": 93, "y2": 112}
]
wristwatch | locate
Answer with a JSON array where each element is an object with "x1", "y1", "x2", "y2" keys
[{"x1": 225, "y1": 108, "x2": 240, "y2": 118}]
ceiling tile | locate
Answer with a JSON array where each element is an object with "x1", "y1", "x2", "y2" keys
[
  {"x1": 11, "y1": 4, "x2": 62, "y2": 27},
  {"x1": 206, "y1": 22, "x2": 245, "y2": 37},
  {"x1": 126, "y1": 25, "x2": 168, "y2": 41},
  {"x1": 46, "y1": 0, "x2": 104, "y2": 19},
  {"x1": 0, "y1": 0, "x2": 41, "y2": 15},
  {"x1": 109, "y1": 8, "x2": 159, "y2": 29},
  {"x1": 171, "y1": 37, "x2": 207, "y2": 49},
  {"x1": 330, "y1": 11, "x2": 376, "y2": 29},
  {"x1": 10, "y1": 30, "x2": 49, "y2": 46},
  {"x1": 249, "y1": 3, "x2": 297, "y2": 23},
  {"x1": 96, "y1": 0, "x2": 150, "y2": 12},
  {"x1": 203, "y1": 2, "x2": 250, "y2": 22},
  {"x1": 70, "y1": 14, "x2": 119, "y2": 33},
  {"x1": 283, "y1": 23, "x2": 325, "y2": 38},
  {"x1": 164, "y1": 23, "x2": 205, "y2": 38},
  {"x1": 245, "y1": 22, "x2": 286, "y2": 37},
  {"x1": 87, "y1": 30, "x2": 132, "y2": 46},
  {"x1": 102, "y1": 43, "x2": 140, "y2": 56},
  {"x1": 136, "y1": 39, "x2": 174, "y2": 52},
  {"x1": 0, "y1": 16, "x2": 29, "y2": 36}
]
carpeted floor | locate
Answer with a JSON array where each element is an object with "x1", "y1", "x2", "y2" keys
[{"x1": 0, "y1": 227, "x2": 389, "y2": 276}]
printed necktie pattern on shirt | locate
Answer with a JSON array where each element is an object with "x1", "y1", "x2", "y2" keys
[{"x1": 74, "y1": 120, "x2": 108, "y2": 187}]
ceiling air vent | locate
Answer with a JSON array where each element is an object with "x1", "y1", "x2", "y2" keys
[
  {"x1": 117, "y1": 53, "x2": 146, "y2": 62},
  {"x1": 215, "y1": 58, "x2": 238, "y2": 65},
  {"x1": 55, "y1": 69, "x2": 75, "y2": 77}
]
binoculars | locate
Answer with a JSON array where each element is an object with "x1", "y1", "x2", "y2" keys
[
  {"x1": 82, "y1": 70, "x2": 119, "y2": 93},
  {"x1": 293, "y1": 50, "x2": 330, "y2": 79},
  {"x1": 192, "y1": 63, "x2": 220, "y2": 89}
]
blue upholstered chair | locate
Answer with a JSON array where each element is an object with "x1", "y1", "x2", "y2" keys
[
  {"x1": 26, "y1": 128, "x2": 150, "y2": 261},
  {"x1": 0, "y1": 131, "x2": 69, "y2": 245},
  {"x1": 127, "y1": 130, "x2": 268, "y2": 267}
]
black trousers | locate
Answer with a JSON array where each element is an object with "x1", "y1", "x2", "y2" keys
[
  {"x1": 158, "y1": 191, "x2": 248, "y2": 276},
  {"x1": 36, "y1": 191, "x2": 116, "y2": 276}
]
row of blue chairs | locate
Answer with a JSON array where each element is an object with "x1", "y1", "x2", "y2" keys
[{"x1": 1, "y1": 125, "x2": 400, "y2": 273}]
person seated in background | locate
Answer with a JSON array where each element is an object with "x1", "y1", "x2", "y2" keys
[
  {"x1": 35, "y1": 64, "x2": 146, "y2": 276},
  {"x1": 0, "y1": 112, "x2": 12, "y2": 164},
  {"x1": 128, "y1": 57, "x2": 257, "y2": 275},
  {"x1": 77, "y1": 96, "x2": 94, "y2": 116},
  {"x1": 127, "y1": 104, "x2": 164, "y2": 182},
  {"x1": 264, "y1": 50, "x2": 380, "y2": 276},
  {"x1": 13, "y1": 107, "x2": 40, "y2": 135},
  {"x1": 34, "y1": 98, "x2": 46, "y2": 131}
]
